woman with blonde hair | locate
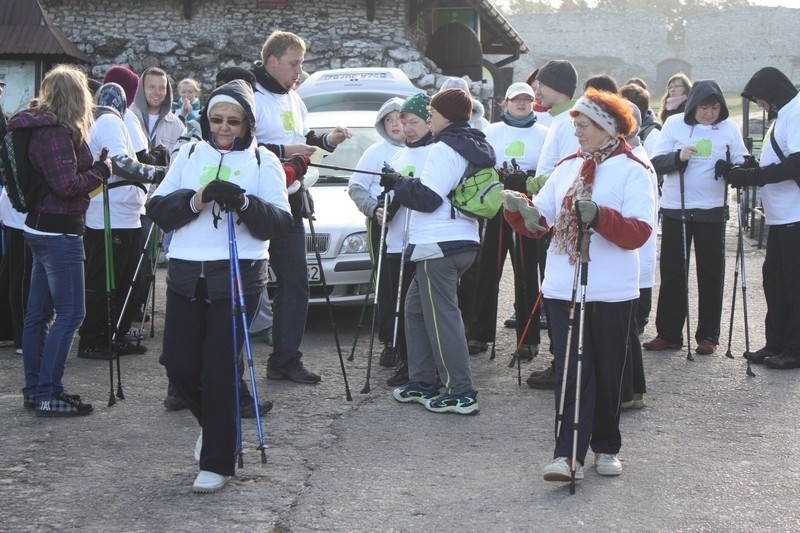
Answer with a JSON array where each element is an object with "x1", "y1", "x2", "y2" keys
[
  {"x1": 659, "y1": 73, "x2": 692, "y2": 123},
  {"x1": 11, "y1": 65, "x2": 111, "y2": 417}
]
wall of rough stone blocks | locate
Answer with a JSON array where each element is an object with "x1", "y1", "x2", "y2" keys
[{"x1": 39, "y1": 0, "x2": 435, "y2": 94}]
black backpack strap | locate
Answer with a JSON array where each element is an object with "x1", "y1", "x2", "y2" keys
[
  {"x1": 770, "y1": 125, "x2": 787, "y2": 162},
  {"x1": 108, "y1": 180, "x2": 148, "y2": 193}
]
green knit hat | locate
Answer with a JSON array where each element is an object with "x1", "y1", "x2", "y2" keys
[{"x1": 401, "y1": 93, "x2": 431, "y2": 121}]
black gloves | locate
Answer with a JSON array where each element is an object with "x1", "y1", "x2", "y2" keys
[
  {"x1": 150, "y1": 145, "x2": 169, "y2": 167},
  {"x1": 502, "y1": 171, "x2": 528, "y2": 194},
  {"x1": 283, "y1": 154, "x2": 310, "y2": 181},
  {"x1": 575, "y1": 199, "x2": 599, "y2": 228},
  {"x1": 154, "y1": 168, "x2": 166, "y2": 184},
  {"x1": 380, "y1": 172, "x2": 401, "y2": 190},
  {"x1": 202, "y1": 180, "x2": 247, "y2": 211},
  {"x1": 92, "y1": 160, "x2": 111, "y2": 180},
  {"x1": 714, "y1": 159, "x2": 733, "y2": 180},
  {"x1": 725, "y1": 167, "x2": 763, "y2": 188}
]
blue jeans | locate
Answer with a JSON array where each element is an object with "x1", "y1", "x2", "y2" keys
[
  {"x1": 22, "y1": 233, "x2": 86, "y2": 401},
  {"x1": 267, "y1": 217, "x2": 309, "y2": 370}
]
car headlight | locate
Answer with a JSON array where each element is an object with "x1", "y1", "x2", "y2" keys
[{"x1": 340, "y1": 232, "x2": 369, "y2": 254}]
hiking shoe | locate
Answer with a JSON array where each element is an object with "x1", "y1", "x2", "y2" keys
[
  {"x1": 504, "y1": 314, "x2": 517, "y2": 328},
  {"x1": 543, "y1": 457, "x2": 584, "y2": 482},
  {"x1": 514, "y1": 344, "x2": 538, "y2": 362},
  {"x1": 115, "y1": 342, "x2": 148, "y2": 355},
  {"x1": 424, "y1": 390, "x2": 479, "y2": 415},
  {"x1": 240, "y1": 399, "x2": 273, "y2": 419},
  {"x1": 193, "y1": 470, "x2": 230, "y2": 493},
  {"x1": 643, "y1": 337, "x2": 682, "y2": 351},
  {"x1": 744, "y1": 346, "x2": 778, "y2": 365},
  {"x1": 15, "y1": 348, "x2": 23, "y2": 355},
  {"x1": 164, "y1": 383, "x2": 187, "y2": 411},
  {"x1": 764, "y1": 353, "x2": 800, "y2": 370},
  {"x1": 77, "y1": 346, "x2": 114, "y2": 360},
  {"x1": 25, "y1": 392, "x2": 81, "y2": 410},
  {"x1": 622, "y1": 393, "x2": 645, "y2": 410},
  {"x1": 125, "y1": 328, "x2": 146, "y2": 343},
  {"x1": 526, "y1": 362, "x2": 555, "y2": 389},
  {"x1": 266, "y1": 364, "x2": 322, "y2": 384},
  {"x1": 264, "y1": 326, "x2": 273, "y2": 346},
  {"x1": 595, "y1": 453, "x2": 623, "y2": 476},
  {"x1": 378, "y1": 344, "x2": 397, "y2": 368},
  {"x1": 392, "y1": 382, "x2": 439, "y2": 404},
  {"x1": 695, "y1": 340, "x2": 717, "y2": 355},
  {"x1": 386, "y1": 361, "x2": 409, "y2": 387},
  {"x1": 467, "y1": 339, "x2": 488, "y2": 355},
  {"x1": 0, "y1": 339, "x2": 13, "y2": 347},
  {"x1": 36, "y1": 392, "x2": 93, "y2": 417}
]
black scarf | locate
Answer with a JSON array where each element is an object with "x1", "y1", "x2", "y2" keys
[
  {"x1": 406, "y1": 132, "x2": 434, "y2": 148},
  {"x1": 251, "y1": 61, "x2": 288, "y2": 95}
]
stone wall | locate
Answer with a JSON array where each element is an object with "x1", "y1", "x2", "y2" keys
[
  {"x1": 508, "y1": 6, "x2": 800, "y2": 95},
  {"x1": 39, "y1": 0, "x2": 439, "y2": 94}
]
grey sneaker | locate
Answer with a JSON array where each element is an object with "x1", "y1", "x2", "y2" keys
[{"x1": 595, "y1": 453, "x2": 622, "y2": 476}]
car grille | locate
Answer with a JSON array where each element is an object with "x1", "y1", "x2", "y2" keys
[{"x1": 306, "y1": 234, "x2": 330, "y2": 254}]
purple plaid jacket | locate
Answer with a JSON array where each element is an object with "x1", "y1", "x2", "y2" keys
[{"x1": 8, "y1": 108, "x2": 104, "y2": 216}]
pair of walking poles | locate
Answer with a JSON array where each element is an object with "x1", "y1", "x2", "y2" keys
[
  {"x1": 677, "y1": 149, "x2": 755, "y2": 377},
  {"x1": 324, "y1": 161, "x2": 410, "y2": 394}
]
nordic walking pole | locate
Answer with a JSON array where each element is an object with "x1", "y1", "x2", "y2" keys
[
  {"x1": 510, "y1": 292, "x2": 543, "y2": 388},
  {"x1": 113, "y1": 221, "x2": 157, "y2": 347},
  {"x1": 718, "y1": 146, "x2": 731, "y2": 355},
  {"x1": 301, "y1": 185, "x2": 352, "y2": 401},
  {"x1": 724, "y1": 227, "x2": 740, "y2": 360},
  {"x1": 310, "y1": 162, "x2": 384, "y2": 176},
  {"x1": 490, "y1": 214, "x2": 504, "y2": 361},
  {"x1": 555, "y1": 252, "x2": 581, "y2": 442},
  {"x1": 678, "y1": 166, "x2": 694, "y2": 361},
  {"x1": 735, "y1": 187, "x2": 756, "y2": 378},
  {"x1": 570, "y1": 212, "x2": 592, "y2": 495},
  {"x1": 98, "y1": 148, "x2": 120, "y2": 407},
  {"x1": 225, "y1": 207, "x2": 267, "y2": 465},
  {"x1": 390, "y1": 209, "x2": 412, "y2": 365},
  {"x1": 361, "y1": 190, "x2": 389, "y2": 394},
  {"x1": 348, "y1": 270, "x2": 375, "y2": 362}
]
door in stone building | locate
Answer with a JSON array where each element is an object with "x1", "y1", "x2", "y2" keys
[{"x1": 656, "y1": 58, "x2": 692, "y2": 98}]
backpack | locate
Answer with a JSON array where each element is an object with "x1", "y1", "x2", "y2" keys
[
  {"x1": 449, "y1": 164, "x2": 504, "y2": 219},
  {"x1": 638, "y1": 122, "x2": 662, "y2": 142},
  {"x1": 0, "y1": 126, "x2": 50, "y2": 213}
]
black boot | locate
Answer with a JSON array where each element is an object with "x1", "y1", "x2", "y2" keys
[{"x1": 386, "y1": 361, "x2": 409, "y2": 386}]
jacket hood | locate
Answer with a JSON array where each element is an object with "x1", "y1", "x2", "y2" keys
[
  {"x1": 133, "y1": 67, "x2": 174, "y2": 119},
  {"x1": 683, "y1": 80, "x2": 729, "y2": 126},
  {"x1": 436, "y1": 122, "x2": 497, "y2": 168},
  {"x1": 375, "y1": 97, "x2": 405, "y2": 146},
  {"x1": 471, "y1": 98, "x2": 485, "y2": 122},
  {"x1": 201, "y1": 79, "x2": 257, "y2": 150},
  {"x1": 742, "y1": 67, "x2": 798, "y2": 119},
  {"x1": 7, "y1": 107, "x2": 61, "y2": 132}
]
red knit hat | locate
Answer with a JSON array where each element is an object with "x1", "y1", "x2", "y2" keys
[
  {"x1": 103, "y1": 66, "x2": 139, "y2": 108},
  {"x1": 430, "y1": 88, "x2": 472, "y2": 123}
]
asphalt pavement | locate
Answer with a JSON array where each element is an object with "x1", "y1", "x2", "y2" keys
[{"x1": 1, "y1": 206, "x2": 799, "y2": 532}]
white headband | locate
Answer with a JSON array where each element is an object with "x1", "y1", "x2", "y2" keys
[
  {"x1": 572, "y1": 97, "x2": 618, "y2": 138},
  {"x1": 207, "y1": 94, "x2": 243, "y2": 112}
]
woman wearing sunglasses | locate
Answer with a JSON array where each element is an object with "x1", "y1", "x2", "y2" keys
[{"x1": 147, "y1": 79, "x2": 292, "y2": 493}]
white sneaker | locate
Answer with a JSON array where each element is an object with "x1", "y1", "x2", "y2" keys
[
  {"x1": 192, "y1": 470, "x2": 230, "y2": 493},
  {"x1": 193, "y1": 430, "x2": 202, "y2": 463},
  {"x1": 543, "y1": 457, "x2": 584, "y2": 482},
  {"x1": 595, "y1": 453, "x2": 623, "y2": 476}
]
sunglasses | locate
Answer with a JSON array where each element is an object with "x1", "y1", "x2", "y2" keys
[{"x1": 209, "y1": 117, "x2": 244, "y2": 126}]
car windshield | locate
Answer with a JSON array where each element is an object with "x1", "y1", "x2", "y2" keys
[
  {"x1": 314, "y1": 127, "x2": 382, "y2": 183},
  {"x1": 304, "y1": 93, "x2": 406, "y2": 113}
]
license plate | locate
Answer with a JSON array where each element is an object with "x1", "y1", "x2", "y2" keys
[{"x1": 268, "y1": 264, "x2": 322, "y2": 284}]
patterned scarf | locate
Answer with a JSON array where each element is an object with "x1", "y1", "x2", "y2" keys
[{"x1": 550, "y1": 138, "x2": 622, "y2": 264}]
